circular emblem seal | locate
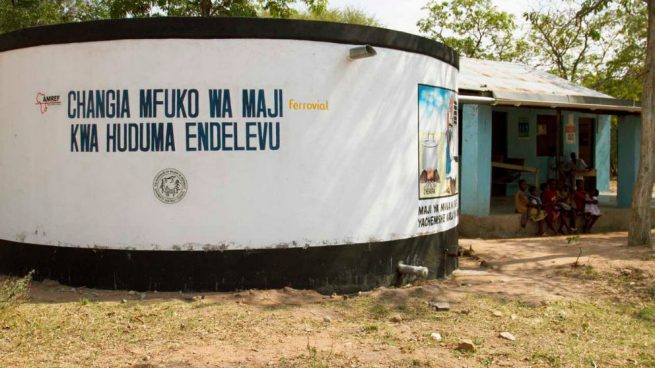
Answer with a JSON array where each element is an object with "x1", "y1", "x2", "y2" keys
[{"x1": 153, "y1": 168, "x2": 188, "y2": 204}]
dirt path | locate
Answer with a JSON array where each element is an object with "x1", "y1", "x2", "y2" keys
[
  {"x1": 2, "y1": 232, "x2": 655, "y2": 367},
  {"x1": 454, "y1": 232, "x2": 655, "y2": 302}
]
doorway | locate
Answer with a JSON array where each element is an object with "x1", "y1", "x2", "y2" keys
[
  {"x1": 578, "y1": 117, "x2": 596, "y2": 190},
  {"x1": 536, "y1": 115, "x2": 557, "y2": 157},
  {"x1": 492, "y1": 111, "x2": 508, "y2": 159},
  {"x1": 578, "y1": 118, "x2": 595, "y2": 167}
]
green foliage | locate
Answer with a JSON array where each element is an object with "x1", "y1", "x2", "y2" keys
[
  {"x1": 0, "y1": 0, "x2": 374, "y2": 34},
  {"x1": 524, "y1": 2, "x2": 607, "y2": 82},
  {"x1": 578, "y1": 0, "x2": 646, "y2": 100},
  {"x1": 368, "y1": 302, "x2": 390, "y2": 318},
  {"x1": 531, "y1": 352, "x2": 562, "y2": 367},
  {"x1": 417, "y1": 0, "x2": 645, "y2": 101},
  {"x1": 361, "y1": 324, "x2": 379, "y2": 333},
  {"x1": 104, "y1": 0, "x2": 312, "y2": 18},
  {"x1": 0, "y1": 271, "x2": 34, "y2": 312},
  {"x1": 417, "y1": 0, "x2": 529, "y2": 62},
  {"x1": 262, "y1": 0, "x2": 328, "y2": 18},
  {"x1": 526, "y1": 0, "x2": 646, "y2": 98},
  {"x1": 638, "y1": 352, "x2": 655, "y2": 367},
  {"x1": 0, "y1": 0, "x2": 108, "y2": 33},
  {"x1": 291, "y1": 6, "x2": 379, "y2": 26},
  {"x1": 637, "y1": 306, "x2": 655, "y2": 322}
]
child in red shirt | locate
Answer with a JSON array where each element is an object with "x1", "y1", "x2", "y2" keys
[{"x1": 542, "y1": 179, "x2": 564, "y2": 234}]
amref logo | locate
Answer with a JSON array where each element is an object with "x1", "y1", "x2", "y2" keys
[{"x1": 35, "y1": 92, "x2": 61, "y2": 113}]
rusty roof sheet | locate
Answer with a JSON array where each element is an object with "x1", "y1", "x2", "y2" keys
[{"x1": 459, "y1": 58, "x2": 610, "y2": 98}]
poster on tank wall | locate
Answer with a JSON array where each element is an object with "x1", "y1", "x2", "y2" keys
[{"x1": 418, "y1": 84, "x2": 458, "y2": 200}]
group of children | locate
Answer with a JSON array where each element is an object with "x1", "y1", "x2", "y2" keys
[{"x1": 515, "y1": 178, "x2": 601, "y2": 236}]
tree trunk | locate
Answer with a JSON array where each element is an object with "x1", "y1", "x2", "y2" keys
[
  {"x1": 200, "y1": 0, "x2": 212, "y2": 17},
  {"x1": 628, "y1": 0, "x2": 655, "y2": 246}
]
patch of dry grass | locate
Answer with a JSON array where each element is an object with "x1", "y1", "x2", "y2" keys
[
  {"x1": 3, "y1": 281, "x2": 653, "y2": 367},
  {"x1": 2, "y1": 248, "x2": 655, "y2": 367}
]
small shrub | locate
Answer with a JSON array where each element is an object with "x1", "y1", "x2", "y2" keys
[
  {"x1": 643, "y1": 287, "x2": 655, "y2": 300},
  {"x1": 361, "y1": 324, "x2": 379, "y2": 333},
  {"x1": 637, "y1": 307, "x2": 655, "y2": 322},
  {"x1": 0, "y1": 271, "x2": 34, "y2": 312},
  {"x1": 642, "y1": 253, "x2": 655, "y2": 261},
  {"x1": 368, "y1": 303, "x2": 390, "y2": 318},
  {"x1": 568, "y1": 265, "x2": 601, "y2": 280},
  {"x1": 531, "y1": 352, "x2": 561, "y2": 367},
  {"x1": 480, "y1": 356, "x2": 494, "y2": 367},
  {"x1": 638, "y1": 352, "x2": 655, "y2": 367}
]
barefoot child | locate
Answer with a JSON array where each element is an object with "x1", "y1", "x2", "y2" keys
[
  {"x1": 556, "y1": 181, "x2": 576, "y2": 233},
  {"x1": 527, "y1": 185, "x2": 547, "y2": 236},
  {"x1": 543, "y1": 179, "x2": 566, "y2": 235},
  {"x1": 572, "y1": 179, "x2": 587, "y2": 231},
  {"x1": 583, "y1": 189, "x2": 601, "y2": 233},
  {"x1": 515, "y1": 179, "x2": 530, "y2": 227}
]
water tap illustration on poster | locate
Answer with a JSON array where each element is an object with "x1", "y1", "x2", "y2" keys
[{"x1": 418, "y1": 84, "x2": 458, "y2": 199}]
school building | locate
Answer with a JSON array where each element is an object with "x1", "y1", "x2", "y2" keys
[{"x1": 457, "y1": 58, "x2": 644, "y2": 237}]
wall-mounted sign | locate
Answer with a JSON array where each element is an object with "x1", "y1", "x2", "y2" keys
[
  {"x1": 565, "y1": 115, "x2": 576, "y2": 145},
  {"x1": 518, "y1": 117, "x2": 529, "y2": 138}
]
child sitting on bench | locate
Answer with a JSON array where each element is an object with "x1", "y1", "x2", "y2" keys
[{"x1": 583, "y1": 188, "x2": 601, "y2": 233}]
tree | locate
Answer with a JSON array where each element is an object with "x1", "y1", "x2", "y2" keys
[
  {"x1": 417, "y1": 0, "x2": 529, "y2": 62},
  {"x1": 291, "y1": 6, "x2": 379, "y2": 26},
  {"x1": 0, "y1": 0, "x2": 340, "y2": 34},
  {"x1": 629, "y1": 0, "x2": 654, "y2": 247},
  {"x1": 104, "y1": 0, "x2": 326, "y2": 18},
  {"x1": 579, "y1": 0, "x2": 647, "y2": 100},
  {"x1": 576, "y1": 0, "x2": 653, "y2": 246},
  {"x1": 525, "y1": 2, "x2": 608, "y2": 83},
  {"x1": 526, "y1": 0, "x2": 647, "y2": 93},
  {"x1": 0, "y1": 0, "x2": 107, "y2": 33}
]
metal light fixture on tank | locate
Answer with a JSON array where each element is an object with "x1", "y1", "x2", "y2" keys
[{"x1": 348, "y1": 45, "x2": 377, "y2": 60}]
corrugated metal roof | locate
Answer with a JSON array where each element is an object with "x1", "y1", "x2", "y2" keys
[
  {"x1": 459, "y1": 58, "x2": 640, "y2": 112},
  {"x1": 460, "y1": 58, "x2": 608, "y2": 97}
]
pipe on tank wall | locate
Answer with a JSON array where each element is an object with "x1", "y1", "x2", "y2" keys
[{"x1": 397, "y1": 262, "x2": 428, "y2": 278}]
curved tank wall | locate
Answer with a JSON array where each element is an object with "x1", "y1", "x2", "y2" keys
[{"x1": 0, "y1": 18, "x2": 460, "y2": 293}]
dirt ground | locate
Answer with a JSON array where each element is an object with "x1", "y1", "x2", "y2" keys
[{"x1": 1, "y1": 232, "x2": 655, "y2": 367}]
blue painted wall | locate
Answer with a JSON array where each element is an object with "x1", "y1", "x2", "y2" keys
[
  {"x1": 460, "y1": 104, "x2": 615, "y2": 215},
  {"x1": 595, "y1": 115, "x2": 611, "y2": 192},
  {"x1": 461, "y1": 104, "x2": 492, "y2": 216},
  {"x1": 497, "y1": 107, "x2": 555, "y2": 195},
  {"x1": 494, "y1": 107, "x2": 610, "y2": 195},
  {"x1": 561, "y1": 111, "x2": 578, "y2": 157},
  {"x1": 561, "y1": 111, "x2": 610, "y2": 192},
  {"x1": 617, "y1": 115, "x2": 641, "y2": 208}
]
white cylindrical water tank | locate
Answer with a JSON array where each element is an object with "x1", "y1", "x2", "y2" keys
[{"x1": 0, "y1": 18, "x2": 459, "y2": 292}]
